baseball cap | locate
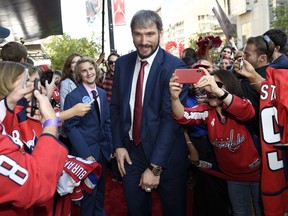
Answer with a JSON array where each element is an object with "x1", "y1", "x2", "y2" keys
[
  {"x1": 0, "y1": 26, "x2": 10, "y2": 38},
  {"x1": 191, "y1": 60, "x2": 211, "y2": 69}
]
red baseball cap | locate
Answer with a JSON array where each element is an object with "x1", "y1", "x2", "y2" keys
[{"x1": 191, "y1": 60, "x2": 211, "y2": 69}]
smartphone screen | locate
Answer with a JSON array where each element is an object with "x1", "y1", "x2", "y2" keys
[
  {"x1": 40, "y1": 70, "x2": 54, "y2": 87},
  {"x1": 31, "y1": 78, "x2": 39, "y2": 117},
  {"x1": 174, "y1": 69, "x2": 205, "y2": 84}
]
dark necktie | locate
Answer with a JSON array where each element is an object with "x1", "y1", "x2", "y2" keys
[
  {"x1": 91, "y1": 90, "x2": 101, "y2": 123},
  {"x1": 132, "y1": 60, "x2": 148, "y2": 145}
]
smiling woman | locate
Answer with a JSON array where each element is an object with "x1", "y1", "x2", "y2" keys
[{"x1": 0, "y1": 0, "x2": 63, "y2": 42}]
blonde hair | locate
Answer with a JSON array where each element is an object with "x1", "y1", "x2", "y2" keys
[
  {"x1": 0, "y1": 61, "x2": 26, "y2": 99},
  {"x1": 74, "y1": 56, "x2": 100, "y2": 84}
]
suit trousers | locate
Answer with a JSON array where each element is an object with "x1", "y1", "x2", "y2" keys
[
  {"x1": 80, "y1": 150, "x2": 107, "y2": 216},
  {"x1": 123, "y1": 140, "x2": 187, "y2": 216}
]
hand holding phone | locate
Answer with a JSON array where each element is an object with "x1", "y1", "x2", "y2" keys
[
  {"x1": 239, "y1": 57, "x2": 244, "y2": 71},
  {"x1": 40, "y1": 70, "x2": 54, "y2": 87},
  {"x1": 174, "y1": 69, "x2": 205, "y2": 84},
  {"x1": 31, "y1": 78, "x2": 39, "y2": 117}
]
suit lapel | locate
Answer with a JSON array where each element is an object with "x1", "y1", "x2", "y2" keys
[
  {"x1": 123, "y1": 54, "x2": 138, "y2": 124},
  {"x1": 143, "y1": 49, "x2": 164, "y2": 110}
]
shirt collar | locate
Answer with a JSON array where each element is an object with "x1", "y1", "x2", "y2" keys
[{"x1": 83, "y1": 83, "x2": 97, "y2": 94}]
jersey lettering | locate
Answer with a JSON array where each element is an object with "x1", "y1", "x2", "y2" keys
[
  {"x1": 0, "y1": 155, "x2": 28, "y2": 185},
  {"x1": 267, "y1": 152, "x2": 283, "y2": 171},
  {"x1": 260, "y1": 106, "x2": 283, "y2": 171},
  {"x1": 260, "y1": 84, "x2": 276, "y2": 101},
  {"x1": 261, "y1": 107, "x2": 280, "y2": 144},
  {"x1": 11, "y1": 130, "x2": 23, "y2": 147}
]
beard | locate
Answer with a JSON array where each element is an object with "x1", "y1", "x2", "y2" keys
[{"x1": 136, "y1": 37, "x2": 160, "y2": 59}]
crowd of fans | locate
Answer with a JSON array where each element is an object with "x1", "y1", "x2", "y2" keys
[{"x1": 1, "y1": 9, "x2": 288, "y2": 216}]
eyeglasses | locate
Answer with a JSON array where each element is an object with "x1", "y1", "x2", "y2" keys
[
  {"x1": 108, "y1": 60, "x2": 116, "y2": 65},
  {"x1": 262, "y1": 35, "x2": 271, "y2": 55},
  {"x1": 216, "y1": 81, "x2": 223, "y2": 88}
]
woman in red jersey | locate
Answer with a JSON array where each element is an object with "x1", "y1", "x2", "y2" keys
[{"x1": 170, "y1": 68, "x2": 263, "y2": 216}]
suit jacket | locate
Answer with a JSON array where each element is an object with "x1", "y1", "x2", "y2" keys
[
  {"x1": 110, "y1": 47, "x2": 188, "y2": 168},
  {"x1": 63, "y1": 83, "x2": 112, "y2": 161}
]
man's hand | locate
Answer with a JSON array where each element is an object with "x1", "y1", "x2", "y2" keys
[
  {"x1": 86, "y1": 156, "x2": 96, "y2": 162},
  {"x1": 115, "y1": 147, "x2": 132, "y2": 177},
  {"x1": 139, "y1": 168, "x2": 160, "y2": 191}
]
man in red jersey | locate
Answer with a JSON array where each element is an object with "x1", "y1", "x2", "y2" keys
[{"x1": 234, "y1": 34, "x2": 288, "y2": 216}]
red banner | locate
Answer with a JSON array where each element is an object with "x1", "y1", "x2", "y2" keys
[{"x1": 113, "y1": 0, "x2": 126, "y2": 26}]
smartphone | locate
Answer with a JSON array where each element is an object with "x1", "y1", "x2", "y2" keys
[
  {"x1": 40, "y1": 70, "x2": 54, "y2": 87},
  {"x1": 174, "y1": 68, "x2": 205, "y2": 84},
  {"x1": 31, "y1": 78, "x2": 39, "y2": 117},
  {"x1": 22, "y1": 68, "x2": 29, "y2": 88},
  {"x1": 239, "y1": 57, "x2": 244, "y2": 70}
]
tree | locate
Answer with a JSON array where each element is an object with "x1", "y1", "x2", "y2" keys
[
  {"x1": 271, "y1": 1, "x2": 288, "y2": 34},
  {"x1": 44, "y1": 33, "x2": 101, "y2": 70}
]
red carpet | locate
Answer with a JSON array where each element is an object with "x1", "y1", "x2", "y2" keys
[
  {"x1": 72, "y1": 170, "x2": 193, "y2": 215},
  {"x1": 104, "y1": 171, "x2": 193, "y2": 216}
]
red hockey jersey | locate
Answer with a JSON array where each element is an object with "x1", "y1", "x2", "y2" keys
[
  {"x1": 175, "y1": 95, "x2": 261, "y2": 181},
  {"x1": 259, "y1": 66, "x2": 288, "y2": 216},
  {"x1": 0, "y1": 97, "x2": 68, "y2": 216},
  {"x1": 1, "y1": 98, "x2": 42, "y2": 153},
  {"x1": 55, "y1": 155, "x2": 102, "y2": 216},
  {"x1": 0, "y1": 124, "x2": 68, "y2": 215}
]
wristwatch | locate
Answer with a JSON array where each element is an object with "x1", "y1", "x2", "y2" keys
[{"x1": 149, "y1": 165, "x2": 162, "y2": 176}]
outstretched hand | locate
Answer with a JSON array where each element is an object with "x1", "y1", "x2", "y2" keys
[
  {"x1": 169, "y1": 73, "x2": 183, "y2": 100},
  {"x1": 195, "y1": 67, "x2": 220, "y2": 94},
  {"x1": 27, "y1": 90, "x2": 56, "y2": 122}
]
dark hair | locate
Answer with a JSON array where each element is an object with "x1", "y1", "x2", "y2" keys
[
  {"x1": 22, "y1": 62, "x2": 41, "y2": 76},
  {"x1": 182, "y1": 56, "x2": 196, "y2": 68},
  {"x1": 1, "y1": 41, "x2": 27, "y2": 62},
  {"x1": 54, "y1": 69, "x2": 62, "y2": 77},
  {"x1": 220, "y1": 46, "x2": 234, "y2": 55},
  {"x1": 26, "y1": 57, "x2": 34, "y2": 66},
  {"x1": 62, "y1": 52, "x2": 82, "y2": 80},
  {"x1": 182, "y1": 47, "x2": 198, "y2": 60},
  {"x1": 107, "y1": 52, "x2": 120, "y2": 61},
  {"x1": 212, "y1": 69, "x2": 244, "y2": 98},
  {"x1": 130, "y1": 10, "x2": 163, "y2": 32},
  {"x1": 246, "y1": 36, "x2": 275, "y2": 62},
  {"x1": 263, "y1": 29, "x2": 287, "y2": 53}
]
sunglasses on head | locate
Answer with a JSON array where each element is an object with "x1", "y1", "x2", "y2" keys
[
  {"x1": 216, "y1": 81, "x2": 223, "y2": 88},
  {"x1": 108, "y1": 60, "x2": 116, "y2": 65},
  {"x1": 262, "y1": 35, "x2": 271, "y2": 55}
]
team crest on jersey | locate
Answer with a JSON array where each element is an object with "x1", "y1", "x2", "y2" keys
[
  {"x1": 23, "y1": 131, "x2": 38, "y2": 153},
  {"x1": 210, "y1": 129, "x2": 244, "y2": 152}
]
